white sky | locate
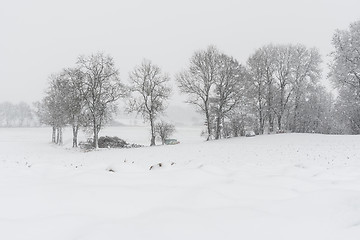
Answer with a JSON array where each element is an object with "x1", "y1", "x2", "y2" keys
[{"x1": 1, "y1": 0, "x2": 359, "y2": 104}]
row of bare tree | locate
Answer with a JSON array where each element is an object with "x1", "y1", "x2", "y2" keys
[
  {"x1": 177, "y1": 46, "x2": 249, "y2": 140},
  {"x1": 177, "y1": 44, "x2": 335, "y2": 139},
  {"x1": 36, "y1": 54, "x2": 175, "y2": 148},
  {"x1": 179, "y1": 20, "x2": 360, "y2": 137},
  {"x1": 37, "y1": 19, "x2": 360, "y2": 146}
]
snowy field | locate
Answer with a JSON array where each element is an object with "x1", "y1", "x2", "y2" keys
[{"x1": 1, "y1": 127, "x2": 360, "y2": 240}]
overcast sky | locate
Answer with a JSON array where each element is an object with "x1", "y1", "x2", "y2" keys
[{"x1": 1, "y1": 0, "x2": 359, "y2": 104}]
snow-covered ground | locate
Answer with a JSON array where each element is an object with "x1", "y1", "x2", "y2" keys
[{"x1": 0, "y1": 127, "x2": 360, "y2": 240}]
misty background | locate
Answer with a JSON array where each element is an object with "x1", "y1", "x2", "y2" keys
[{"x1": 1, "y1": 0, "x2": 359, "y2": 125}]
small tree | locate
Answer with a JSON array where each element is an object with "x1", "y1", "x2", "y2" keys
[
  {"x1": 128, "y1": 59, "x2": 171, "y2": 146},
  {"x1": 155, "y1": 121, "x2": 175, "y2": 145}
]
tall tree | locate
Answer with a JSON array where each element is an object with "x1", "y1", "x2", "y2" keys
[
  {"x1": 290, "y1": 45, "x2": 322, "y2": 132},
  {"x1": 76, "y1": 53, "x2": 126, "y2": 149},
  {"x1": 247, "y1": 44, "x2": 322, "y2": 133},
  {"x1": 329, "y1": 20, "x2": 360, "y2": 134},
  {"x1": 329, "y1": 20, "x2": 360, "y2": 95},
  {"x1": 247, "y1": 45, "x2": 278, "y2": 133},
  {"x1": 61, "y1": 68, "x2": 85, "y2": 147},
  {"x1": 128, "y1": 59, "x2": 171, "y2": 146},
  {"x1": 260, "y1": 45, "x2": 277, "y2": 133},
  {"x1": 273, "y1": 45, "x2": 294, "y2": 131},
  {"x1": 247, "y1": 49, "x2": 268, "y2": 134},
  {"x1": 36, "y1": 74, "x2": 68, "y2": 145},
  {"x1": 211, "y1": 54, "x2": 248, "y2": 139},
  {"x1": 177, "y1": 46, "x2": 219, "y2": 140}
]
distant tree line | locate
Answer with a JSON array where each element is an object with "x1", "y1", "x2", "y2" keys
[
  {"x1": 0, "y1": 102, "x2": 36, "y2": 127},
  {"x1": 34, "y1": 19, "x2": 360, "y2": 147}
]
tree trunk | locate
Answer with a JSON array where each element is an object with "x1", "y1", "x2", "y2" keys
[
  {"x1": 72, "y1": 125, "x2": 79, "y2": 148},
  {"x1": 150, "y1": 135, "x2": 156, "y2": 146},
  {"x1": 52, "y1": 126, "x2": 56, "y2": 143},
  {"x1": 257, "y1": 85, "x2": 264, "y2": 135},
  {"x1": 150, "y1": 132, "x2": 156, "y2": 146},
  {"x1": 93, "y1": 121, "x2": 99, "y2": 149},
  {"x1": 268, "y1": 112, "x2": 274, "y2": 133},
  {"x1": 59, "y1": 127, "x2": 63, "y2": 145},
  {"x1": 215, "y1": 116, "x2": 221, "y2": 140},
  {"x1": 205, "y1": 105, "x2": 211, "y2": 141},
  {"x1": 259, "y1": 110, "x2": 264, "y2": 135},
  {"x1": 150, "y1": 117, "x2": 156, "y2": 146},
  {"x1": 277, "y1": 115, "x2": 282, "y2": 132},
  {"x1": 293, "y1": 93, "x2": 300, "y2": 132},
  {"x1": 266, "y1": 77, "x2": 274, "y2": 133},
  {"x1": 56, "y1": 127, "x2": 59, "y2": 144}
]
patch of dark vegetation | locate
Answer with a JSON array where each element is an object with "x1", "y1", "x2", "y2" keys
[
  {"x1": 80, "y1": 136, "x2": 143, "y2": 150},
  {"x1": 99, "y1": 136, "x2": 128, "y2": 148},
  {"x1": 149, "y1": 162, "x2": 176, "y2": 170},
  {"x1": 149, "y1": 163, "x2": 162, "y2": 170}
]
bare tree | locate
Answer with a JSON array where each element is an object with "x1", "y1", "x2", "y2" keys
[
  {"x1": 155, "y1": 121, "x2": 175, "y2": 145},
  {"x1": 61, "y1": 68, "x2": 86, "y2": 147},
  {"x1": 291, "y1": 45, "x2": 322, "y2": 132},
  {"x1": 37, "y1": 69, "x2": 85, "y2": 147},
  {"x1": 247, "y1": 49, "x2": 267, "y2": 134},
  {"x1": 76, "y1": 53, "x2": 127, "y2": 149},
  {"x1": 329, "y1": 20, "x2": 360, "y2": 95},
  {"x1": 211, "y1": 54, "x2": 248, "y2": 139},
  {"x1": 247, "y1": 45, "x2": 277, "y2": 133},
  {"x1": 177, "y1": 46, "x2": 219, "y2": 140},
  {"x1": 36, "y1": 74, "x2": 68, "y2": 145},
  {"x1": 328, "y1": 20, "x2": 360, "y2": 134},
  {"x1": 128, "y1": 59, "x2": 171, "y2": 146},
  {"x1": 272, "y1": 45, "x2": 294, "y2": 131},
  {"x1": 247, "y1": 44, "x2": 322, "y2": 133}
]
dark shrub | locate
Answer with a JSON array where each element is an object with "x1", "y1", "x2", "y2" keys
[{"x1": 98, "y1": 136, "x2": 128, "y2": 148}]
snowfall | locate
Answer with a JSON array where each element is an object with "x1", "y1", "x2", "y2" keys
[{"x1": 0, "y1": 126, "x2": 360, "y2": 240}]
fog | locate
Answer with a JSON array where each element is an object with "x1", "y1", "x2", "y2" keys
[{"x1": 1, "y1": 0, "x2": 359, "y2": 107}]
